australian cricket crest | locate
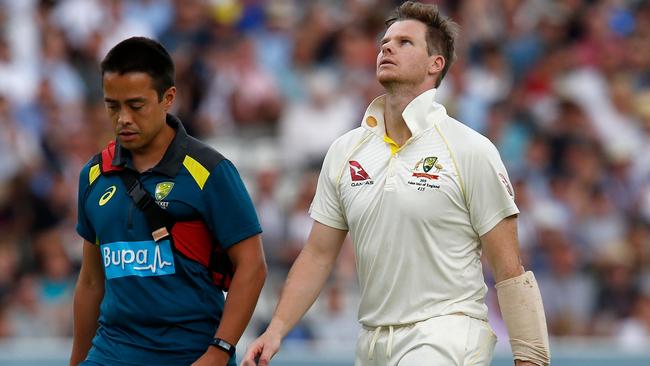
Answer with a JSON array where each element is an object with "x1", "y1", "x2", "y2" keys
[
  {"x1": 423, "y1": 156, "x2": 437, "y2": 173},
  {"x1": 155, "y1": 182, "x2": 174, "y2": 208},
  {"x1": 408, "y1": 156, "x2": 443, "y2": 191}
]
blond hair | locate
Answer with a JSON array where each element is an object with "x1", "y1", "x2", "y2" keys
[{"x1": 386, "y1": 1, "x2": 459, "y2": 87}]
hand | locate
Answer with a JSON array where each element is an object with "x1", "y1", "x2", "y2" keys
[
  {"x1": 515, "y1": 361, "x2": 540, "y2": 366},
  {"x1": 240, "y1": 330, "x2": 282, "y2": 366},
  {"x1": 191, "y1": 346, "x2": 230, "y2": 366}
]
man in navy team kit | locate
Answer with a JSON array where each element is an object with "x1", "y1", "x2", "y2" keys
[{"x1": 70, "y1": 37, "x2": 267, "y2": 366}]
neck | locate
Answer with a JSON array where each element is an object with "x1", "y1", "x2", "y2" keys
[
  {"x1": 382, "y1": 81, "x2": 436, "y2": 146},
  {"x1": 131, "y1": 125, "x2": 176, "y2": 173},
  {"x1": 383, "y1": 86, "x2": 422, "y2": 146}
]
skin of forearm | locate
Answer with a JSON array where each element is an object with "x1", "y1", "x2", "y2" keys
[
  {"x1": 70, "y1": 284, "x2": 103, "y2": 366},
  {"x1": 214, "y1": 260, "x2": 267, "y2": 344},
  {"x1": 267, "y1": 246, "x2": 337, "y2": 337}
]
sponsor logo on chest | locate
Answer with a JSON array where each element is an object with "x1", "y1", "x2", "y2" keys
[
  {"x1": 349, "y1": 160, "x2": 374, "y2": 187},
  {"x1": 101, "y1": 240, "x2": 176, "y2": 279},
  {"x1": 98, "y1": 186, "x2": 117, "y2": 206}
]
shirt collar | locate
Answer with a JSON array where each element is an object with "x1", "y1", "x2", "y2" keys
[
  {"x1": 361, "y1": 88, "x2": 447, "y2": 137},
  {"x1": 112, "y1": 114, "x2": 189, "y2": 177}
]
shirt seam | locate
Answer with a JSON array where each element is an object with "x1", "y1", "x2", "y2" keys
[
  {"x1": 434, "y1": 123, "x2": 468, "y2": 206},
  {"x1": 334, "y1": 131, "x2": 375, "y2": 225}
]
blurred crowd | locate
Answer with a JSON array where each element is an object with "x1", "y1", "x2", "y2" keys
[{"x1": 1, "y1": 0, "x2": 650, "y2": 352}]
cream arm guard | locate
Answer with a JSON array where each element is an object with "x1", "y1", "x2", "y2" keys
[{"x1": 495, "y1": 271, "x2": 550, "y2": 365}]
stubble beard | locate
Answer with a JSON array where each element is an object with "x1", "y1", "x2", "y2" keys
[{"x1": 377, "y1": 70, "x2": 401, "y2": 93}]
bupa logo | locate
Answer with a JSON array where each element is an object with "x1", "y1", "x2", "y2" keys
[
  {"x1": 349, "y1": 161, "x2": 374, "y2": 187},
  {"x1": 101, "y1": 240, "x2": 176, "y2": 279}
]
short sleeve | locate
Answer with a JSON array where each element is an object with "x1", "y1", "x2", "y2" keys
[
  {"x1": 462, "y1": 141, "x2": 519, "y2": 236},
  {"x1": 309, "y1": 144, "x2": 348, "y2": 230},
  {"x1": 76, "y1": 162, "x2": 97, "y2": 244},
  {"x1": 202, "y1": 160, "x2": 262, "y2": 249}
]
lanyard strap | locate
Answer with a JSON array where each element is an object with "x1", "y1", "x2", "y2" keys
[{"x1": 118, "y1": 169, "x2": 174, "y2": 242}]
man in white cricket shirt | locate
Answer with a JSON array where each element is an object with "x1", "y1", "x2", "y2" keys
[{"x1": 242, "y1": 1, "x2": 550, "y2": 365}]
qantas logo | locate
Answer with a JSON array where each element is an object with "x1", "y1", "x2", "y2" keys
[
  {"x1": 349, "y1": 161, "x2": 370, "y2": 181},
  {"x1": 349, "y1": 161, "x2": 374, "y2": 187}
]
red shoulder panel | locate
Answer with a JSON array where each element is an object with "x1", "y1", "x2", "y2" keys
[{"x1": 101, "y1": 140, "x2": 123, "y2": 173}]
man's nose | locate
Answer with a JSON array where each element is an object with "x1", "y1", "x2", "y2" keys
[
  {"x1": 117, "y1": 109, "x2": 133, "y2": 125},
  {"x1": 381, "y1": 41, "x2": 394, "y2": 55}
]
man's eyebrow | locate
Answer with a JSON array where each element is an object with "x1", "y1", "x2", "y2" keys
[
  {"x1": 125, "y1": 98, "x2": 146, "y2": 103},
  {"x1": 379, "y1": 34, "x2": 412, "y2": 45},
  {"x1": 103, "y1": 97, "x2": 147, "y2": 103},
  {"x1": 395, "y1": 35, "x2": 413, "y2": 41}
]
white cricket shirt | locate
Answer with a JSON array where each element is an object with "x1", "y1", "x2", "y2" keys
[{"x1": 310, "y1": 89, "x2": 519, "y2": 327}]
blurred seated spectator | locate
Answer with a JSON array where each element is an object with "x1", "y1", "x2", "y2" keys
[
  {"x1": 198, "y1": 35, "x2": 283, "y2": 136},
  {"x1": 538, "y1": 239, "x2": 596, "y2": 336},
  {"x1": 32, "y1": 229, "x2": 75, "y2": 337},
  {"x1": 311, "y1": 282, "x2": 360, "y2": 350},
  {"x1": 253, "y1": 165, "x2": 287, "y2": 272},
  {"x1": 0, "y1": 239, "x2": 18, "y2": 305},
  {"x1": 284, "y1": 169, "x2": 320, "y2": 268},
  {"x1": 617, "y1": 281, "x2": 650, "y2": 350},
  {"x1": 592, "y1": 245, "x2": 639, "y2": 336},
  {"x1": 7, "y1": 274, "x2": 49, "y2": 338},
  {"x1": 279, "y1": 69, "x2": 357, "y2": 171}
]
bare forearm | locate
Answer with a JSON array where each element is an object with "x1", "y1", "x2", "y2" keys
[
  {"x1": 239, "y1": 224, "x2": 345, "y2": 366},
  {"x1": 70, "y1": 285, "x2": 103, "y2": 366},
  {"x1": 214, "y1": 262, "x2": 267, "y2": 344},
  {"x1": 267, "y1": 247, "x2": 337, "y2": 337},
  {"x1": 483, "y1": 218, "x2": 550, "y2": 365}
]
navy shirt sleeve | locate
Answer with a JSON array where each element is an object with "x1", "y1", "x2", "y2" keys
[
  {"x1": 203, "y1": 160, "x2": 262, "y2": 249},
  {"x1": 76, "y1": 161, "x2": 97, "y2": 244}
]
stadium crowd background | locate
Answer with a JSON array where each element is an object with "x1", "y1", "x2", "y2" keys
[{"x1": 1, "y1": 0, "x2": 650, "y2": 355}]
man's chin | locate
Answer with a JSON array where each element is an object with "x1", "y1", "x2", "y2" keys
[
  {"x1": 377, "y1": 74, "x2": 399, "y2": 88},
  {"x1": 117, "y1": 138, "x2": 139, "y2": 150}
]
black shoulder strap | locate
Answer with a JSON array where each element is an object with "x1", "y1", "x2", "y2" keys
[{"x1": 118, "y1": 170, "x2": 175, "y2": 242}]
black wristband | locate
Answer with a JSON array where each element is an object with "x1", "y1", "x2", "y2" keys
[{"x1": 209, "y1": 337, "x2": 236, "y2": 357}]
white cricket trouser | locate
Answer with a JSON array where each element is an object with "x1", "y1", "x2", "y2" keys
[{"x1": 355, "y1": 314, "x2": 497, "y2": 366}]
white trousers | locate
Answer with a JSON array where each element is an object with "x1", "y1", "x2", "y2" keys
[{"x1": 355, "y1": 314, "x2": 497, "y2": 366}]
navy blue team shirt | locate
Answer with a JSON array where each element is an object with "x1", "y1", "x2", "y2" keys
[{"x1": 76, "y1": 115, "x2": 261, "y2": 366}]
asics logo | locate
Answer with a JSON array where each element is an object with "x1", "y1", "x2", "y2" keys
[{"x1": 99, "y1": 186, "x2": 117, "y2": 206}]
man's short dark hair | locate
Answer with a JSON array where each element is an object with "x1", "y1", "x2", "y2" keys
[
  {"x1": 100, "y1": 37, "x2": 175, "y2": 101},
  {"x1": 386, "y1": 1, "x2": 459, "y2": 88}
]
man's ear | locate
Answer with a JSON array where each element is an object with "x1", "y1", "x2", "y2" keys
[
  {"x1": 162, "y1": 86, "x2": 176, "y2": 111},
  {"x1": 428, "y1": 55, "x2": 445, "y2": 76}
]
